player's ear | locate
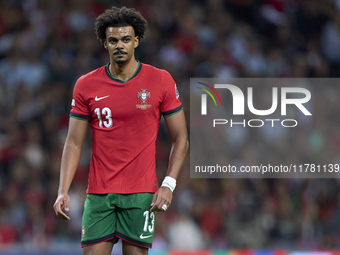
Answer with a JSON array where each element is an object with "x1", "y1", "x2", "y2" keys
[
  {"x1": 134, "y1": 36, "x2": 139, "y2": 48},
  {"x1": 104, "y1": 40, "x2": 108, "y2": 50}
]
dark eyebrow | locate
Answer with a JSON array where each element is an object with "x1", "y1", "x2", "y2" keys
[{"x1": 107, "y1": 35, "x2": 132, "y2": 41}]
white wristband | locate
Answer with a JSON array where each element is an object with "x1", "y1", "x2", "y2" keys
[{"x1": 161, "y1": 176, "x2": 176, "y2": 192}]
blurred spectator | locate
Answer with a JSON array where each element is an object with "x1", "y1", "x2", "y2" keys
[{"x1": 168, "y1": 213, "x2": 205, "y2": 250}]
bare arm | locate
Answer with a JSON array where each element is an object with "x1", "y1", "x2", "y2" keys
[
  {"x1": 150, "y1": 110, "x2": 189, "y2": 212},
  {"x1": 53, "y1": 117, "x2": 88, "y2": 220},
  {"x1": 164, "y1": 110, "x2": 189, "y2": 178}
]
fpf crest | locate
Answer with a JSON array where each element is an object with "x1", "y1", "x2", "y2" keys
[{"x1": 136, "y1": 89, "x2": 151, "y2": 110}]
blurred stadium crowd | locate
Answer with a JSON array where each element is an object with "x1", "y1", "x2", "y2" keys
[{"x1": 1, "y1": 0, "x2": 340, "y2": 252}]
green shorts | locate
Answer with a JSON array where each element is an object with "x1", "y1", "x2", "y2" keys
[{"x1": 81, "y1": 193, "x2": 155, "y2": 249}]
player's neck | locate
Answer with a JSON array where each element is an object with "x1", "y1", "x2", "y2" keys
[{"x1": 109, "y1": 58, "x2": 139, "y2": 82}]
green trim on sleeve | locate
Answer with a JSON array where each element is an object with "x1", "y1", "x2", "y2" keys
[
  {"x1": 70, "y1": 112, "x2": 89, "y2": 121},
  {"x1": 163, "y1": 107, "x2": 183, "y2": 118}
]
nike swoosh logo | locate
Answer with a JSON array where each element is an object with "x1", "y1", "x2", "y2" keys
[
  {"x1": 140, "y1": 234, "x2": 152, "y2": 239},
  {"x1": 95, "y1": 95, "x2": 110, "y2": 101}
]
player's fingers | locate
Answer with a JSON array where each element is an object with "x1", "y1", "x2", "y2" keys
[
  {"x1": 53, "y1": 200, "x2": 62, "y2": 216},
  {"x1": 150, "y1": 195, "x2": 163, "y2": 212},
  {"x1": 162, "y1": 199, "x2": 171, "y2": 211},
  {"x1": 150, "y1": 192, "x2": 158, "y2": 207},
  {"x1": 57, "y1": 209, "x2": 70, "y2": 220},
  {"x1": 55, "y1": 199, "x2": 70, "y2": 220},
  {"x1": 57, "y1": 205, "x2": 71, "y2": 220},
  {"x1": 150, "y1": 187, "x2": 172, "y2": 212},
  {"x1": 159, "y1": 197, "x2": 172, "y2": 212},
  {"x1": 152, "y1": 197, "x2": 168, "y2": 212},
  {"x1": 156, "y1": 193, "x2": 171, "y2": 207},
  {"x1": 64, "y1": 199, "x2": 70, "y2": 212},
  {"x1": 150, "y1": 202, "x2": 159, "y2": 212}
]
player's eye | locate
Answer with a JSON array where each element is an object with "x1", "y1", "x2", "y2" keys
[{"x1": 123, "y1": 38, "x2": 130, "y2": 43}]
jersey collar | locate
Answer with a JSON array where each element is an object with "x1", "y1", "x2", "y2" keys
[{"x1": 105, "y1": 61, "x2": 142, "y2": 83}]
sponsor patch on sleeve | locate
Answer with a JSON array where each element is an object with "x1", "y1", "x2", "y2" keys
[{"x1": 175, "y1": 84, "x2": 179, "y2": 99}]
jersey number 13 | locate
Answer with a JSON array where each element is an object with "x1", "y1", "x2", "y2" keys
[{"x1": 94, "y1": 107, "x2": 112, "y2": 128}]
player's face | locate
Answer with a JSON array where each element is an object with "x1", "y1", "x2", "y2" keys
[{"x1": 104, "y1": 26, "x2": 139, "y2": 64}]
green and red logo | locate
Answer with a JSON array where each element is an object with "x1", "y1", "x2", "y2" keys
[{"x1": 196, "y1": 82, "x2": 222, "y2": 115}]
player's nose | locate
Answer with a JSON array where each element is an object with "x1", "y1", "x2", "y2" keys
[{"x1": 115, "y1": 40, "x2": 124, "y2": 49}]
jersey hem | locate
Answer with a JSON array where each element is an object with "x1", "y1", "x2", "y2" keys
[
  {"x1": 81, "y1": 232, "x2": 152, "y2": 249},
  {"x1": 81, "y1": 233, "x2": 117, "y2": 247},
  {"x1": 115, "y1": 231, "x2": 152, "y2": 249}
]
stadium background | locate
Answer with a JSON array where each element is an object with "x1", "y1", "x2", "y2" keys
[{"x1": 1, "y1": 0, "x2": 340, "y2": 254}]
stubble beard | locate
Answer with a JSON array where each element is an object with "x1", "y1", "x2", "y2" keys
[{"x1": 114, "y1": 58, "x2": 128, "y2": 64}]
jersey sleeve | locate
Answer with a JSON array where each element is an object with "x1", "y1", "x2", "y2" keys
[
  {"x1": 160, "y1": 70, "x2": 183, "y2": 117},
  {"x1": 70, "y1": 76, "x2": 90, "y2": 121}
]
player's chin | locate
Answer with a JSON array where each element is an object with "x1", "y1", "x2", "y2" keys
[{"x1": 114, "y1": 58, "x2": 128, "y2": 64}]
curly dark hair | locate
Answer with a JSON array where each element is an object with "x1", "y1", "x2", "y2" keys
[{"x1": 94, "y1": 6, "x2": 148, "y2": 44}]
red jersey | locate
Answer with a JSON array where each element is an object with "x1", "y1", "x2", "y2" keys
[{"x1": 70, "y1": 62, "x2": 182, "y2": 194}]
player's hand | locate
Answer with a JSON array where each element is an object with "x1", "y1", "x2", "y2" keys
[
  {"x1": 53, "y1": 193, "x2": 71, "y2": 220},
  {"x1": 150, "y1": 186, "x2": 172, "y2": 212}
]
